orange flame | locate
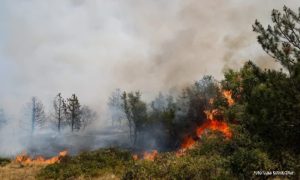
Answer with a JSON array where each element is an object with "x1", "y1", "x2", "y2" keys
[
  {"x1": 176, "y1": 91, "x2": 234, "y2": 157},
  {"x1": 196, "y1": 119, "x2": 232, "y2": 139},
  {"x1": 222, "y1": 90, "x2": 234, "y2": 106},
  {"x1": 201, "y1": 109, "x2": 232, "y2": 138},
  {"x1": 180, "y1": 135, "x2": 196, "y2": 149},
  {"x1": 15, "y1": 150, "x2": 68, "y2": 165},
  {"x1": 143, "y1": 150, "x2": 158, "y2": 161},
  {"x1": 176, "y1": 119, "x2": 232, "y2": 157},
  {"x1": 133, "y1": 150, "x2": 158, "y2": 161},
  {"x1": 132, "y1": 154, "x2": 138, "y2": 161},
  {"x1": 176, "y1": 136, "x2": 195, "y2": 157}
]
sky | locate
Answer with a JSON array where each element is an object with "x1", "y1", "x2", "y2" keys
[{"x1": 0, "y1": 0, "x2": 299, "y2": 119}]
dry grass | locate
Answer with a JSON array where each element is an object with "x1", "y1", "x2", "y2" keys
[
  {"x1": 76, "y1": 174, "x2": 120, "y2": 180},
  {"x1": 0, "y1": 162, "x2": 120, "y2": 180},
  {"x1": 0, "y1": 162, "x2": 45, "y2": 180}
]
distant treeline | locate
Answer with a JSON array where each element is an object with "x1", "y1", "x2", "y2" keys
[
  {"x1": 108, "y1": 76, "x2": 222, "y2": 150},
  {"x1": 0, "y1": 93, "x2": 97, "y2": 133}
]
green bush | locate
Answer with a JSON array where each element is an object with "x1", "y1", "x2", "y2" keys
[
  {"x1": 123, "y1": 153, "x2": 233, "y2": 180},
  {"x1": 229, "y1": 148, "x2": 276, "y2": 179}
]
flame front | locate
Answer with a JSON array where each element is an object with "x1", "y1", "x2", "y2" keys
[
  {"x1": 133, "y1": 150, "x2": 158, "y2": 161},
  {"x1": 143, "y1": 150, "x2": 158, "y2": 161},
  {"x1": 176, "y1": 90, "x2": 234, "y2": 156},
  {"x1": 176, "y1": 119, "x2": 232, "y2": 157},
  {"x1": 180, "y1": 135, "x2": 196, "y2": 149},
  {"x1": 196, "y1": 119, "x2": 232, "y2": 139},
  {"x1": 223, "y1": 90, "x2": 234, "y2": 106},
  {"x1": 15, "y1": 150, "x2": 68, "y2": 165},
  {"x1": 133, "y1": 90, "x2": 235, "y2": 158}
]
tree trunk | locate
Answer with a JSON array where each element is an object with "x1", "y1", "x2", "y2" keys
[
  {"x1": 58, "y1": 98, "x2": 61, "y2": 132},
  {"x1": 31, "y1": 98, "x2": 36, "y2": 134}
]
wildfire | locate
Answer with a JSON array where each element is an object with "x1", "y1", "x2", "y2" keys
[
  {"x1": 134, "y1": 90, "x2": 235, "y2": 158},
  {"x1": 143, "y1": 150, "x2": 158, "y2": 161},
  {"x1": 180, "y1": 135, "x2": 196, "y2": 149},
  {"x1": 196, "y1": 119, "x2": 232, "y2": 139},
  {"x1": 176, "y1": 90, "x2": 234, "y2": 156},
  {"x1": 15, "y1": 150, "x2": 68, "y2": 165},
  {"x1": 133, "y1": 150, "x2": 158, "y2": 161},
  {"x1": 176, "y1": 136, "x2": 195, "y2": 157},
  {"x1": 176, "y1": 119, "x2": 232, "y2": 157},
  {"x1": 223, "y1": 90, "x2": 234, "y2": 106}
]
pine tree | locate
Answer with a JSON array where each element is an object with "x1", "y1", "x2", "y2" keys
[
  {"x1": 253, "y1": 6, "x2": 300, "y2": 78},
  {"x1": 66, "y1": 94, "x2": 81, "y2": 132},
  {"x1": 252, "y1": 6, "x2": 300, "y2": 153}
]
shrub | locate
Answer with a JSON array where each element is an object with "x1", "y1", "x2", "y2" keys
[
  {"x1": 123, "y1": 153, "x2": 233, "y2": 180},
  {"x1": 0, "y1": 157, "x2": 10, "y2": 167},
  {"x1": 37, "y1": 148, "x2": 133, "y2": 179}
]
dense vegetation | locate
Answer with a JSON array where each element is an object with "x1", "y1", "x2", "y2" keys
[
  {"x1": 36, "y1": 129, "x2": 290, "y2": 179},
  {"x1": 108, "y1": 76, "x2": 220, "y2": 150},
  {"x1": 37, "y1": 148, "x2": 133, "y2": 179}
]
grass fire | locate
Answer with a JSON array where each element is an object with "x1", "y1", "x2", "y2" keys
[
  {"x1": 0, "y1": 2, "x2": 299, "y2": 180},
  {"x1": 15, "y1": 151, "x2": 68, "y2": 165}
]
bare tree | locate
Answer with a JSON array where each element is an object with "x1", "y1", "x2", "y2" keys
[
  {"x1": 80, "y1": 105, "x2": 97, "y2": 130},
  {"x1": 31, "y1": 97, "x2": 46, "y2": 133},
  {"x1": 53, "y1": 93, "x2": 67, "y2": 132},
  {"x1": 108, "y1": 89, "x2": 125, "y2": 126}
]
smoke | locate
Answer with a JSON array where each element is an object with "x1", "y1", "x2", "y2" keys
[{"x1": 0, "y1": 0, "x2": 299, "y2": 156}]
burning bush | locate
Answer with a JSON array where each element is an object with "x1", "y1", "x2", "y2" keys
[
  {"x1": 124, "y1": 135, "x2": 237, "y2": 179},
  {"x1": 15, "y1": 150, "x2": 68, "y2": 165},
  {"x1": 133, "y1": 150, "x2": 158, "y2": 161}
]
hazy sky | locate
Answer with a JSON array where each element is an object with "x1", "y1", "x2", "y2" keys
[{"x1": 0, "y1": 0, "x2": 299, "y2": 117}]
